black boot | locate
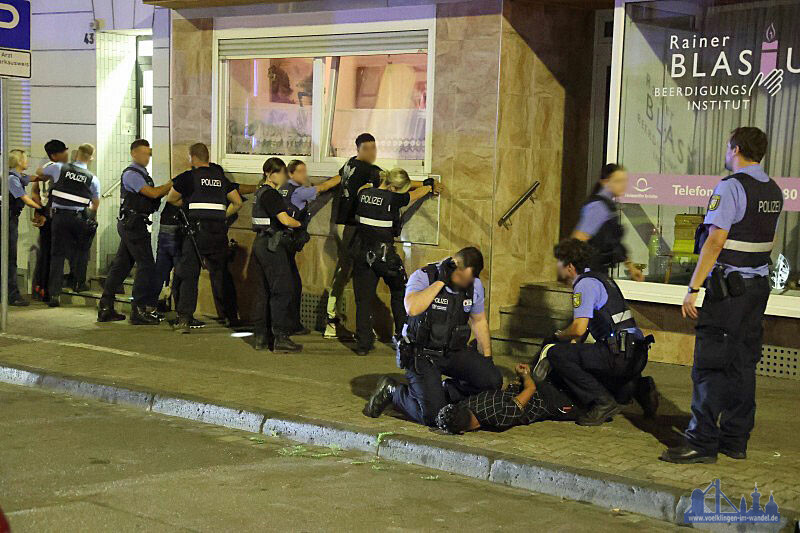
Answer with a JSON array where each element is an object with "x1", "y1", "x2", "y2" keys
[
  {"x1": 97, "y1": 300, "x2": 125, "y2": 322},
  {"x1": 660, "y1": 445, "x2": 717, "y2": 464},
  {"x1": 172, "y1": 315, "x2": 191, "y2": 334},
  {"x1": 634, "y1": 376, "x2": 659, "y2": 419},
  {"x1": 273, "y1": 334, "x2": 302, "y2": 353},
  {"x1": 576, "y1": 398, "x2": 622, "y2": 426},
  {"x1": 254, "y1": 331, "x2": 273, "y2": 351},
  {"x1": 363, "y1": 376, "x2": 398, "y2": 418},
  {"x1": 130, "y1": 305, "x2": 160, "y2": 325}
]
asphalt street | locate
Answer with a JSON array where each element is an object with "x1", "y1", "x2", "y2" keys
[{"x1": 0, "y1": 382, "x2": 681, "y2": 532}]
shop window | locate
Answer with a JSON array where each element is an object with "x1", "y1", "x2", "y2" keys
[{"x1": 614, "y1": 0, "x2": 800, "y2": 298}]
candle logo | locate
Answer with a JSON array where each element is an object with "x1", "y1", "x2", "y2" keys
[{"x1": 760, "y1": 22, "x2": 778, "y2": 76}]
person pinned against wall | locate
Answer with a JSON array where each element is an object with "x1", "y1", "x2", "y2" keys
[
  {"x1": 351, "y1": 168, "x2": 440, "y2": 355},
  {"x1": 2, "y1": 150, "x2": 43, "y2": 307},
  {"x1": 36, "y1": 143, "x2": 101, "y2": 308},
  {"x1": 250, "y1": 157, "x2": 303, "y2": 352},
  {"x1": 278, "y1": 160, "x2": 339, "y2": 335},
  {"x1": 572, "y1": 164, "x2": 644, "y2": 281}
]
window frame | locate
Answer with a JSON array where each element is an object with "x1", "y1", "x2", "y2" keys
[
  {"x1": 211, "y1": 17, "x2": 436, "y2": 177},
  {"x1": 607, "y1": 0, "x2": 800, "y2": 318}
]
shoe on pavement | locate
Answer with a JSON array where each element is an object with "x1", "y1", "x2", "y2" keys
[
  {"x1": 354, "y1": 344, "x2": 373, "y2": 356},
  {"x1": 74, "y1": 283, "x2": 91, "y2": 293},
  {"x1": 253, "y1": 332, "x2": 273, "y2": 351},
  {"x1": 363, "y1": 376, "x2": 397, "y2": 418},
  {"x1": 47, "y1": 297, "x2": 60, "y2": 308},
  {"x1": 189, "y1": 318, "x2": 205, "y2": 329},
  {"x1": 293, "y1": 326, "x2": 311, "y2": 336},
  {"x1": 273, "y1": 334, "x2": 302, "y2": 353},
  {"x1": 130, "y1": 305, "x2": 160, "y2": 325},
  {"x1": 323, "y1": 317, "x2": 340, "y2": 339},
  {"x1": 718, "y1": 447, "x2": 747, "y2": 460},
  {"x1": 576, "y1": 399, "x2": 622, "y2": 426},
  {"x1": 97, "y1": 301, "x2": 125, "y2": 322},
  {"x1": 172, "y1": 317, "x2": 191, "y2": 334},
  {"x1": 10, "y1": 297, "x2": 30, "y2": 307},
  {"x1": 660, "y1": 445, "x2": 717, "y2": 464},
  {"x1": 634, "y1": 376, "x2": 659, "y2": 419}
]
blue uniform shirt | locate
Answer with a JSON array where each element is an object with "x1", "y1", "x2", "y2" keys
[
  {"x1": 8, "y1": 170, "x2": 30, "y2": 199},
  {"x1": 287, "y1": 179, "x2": 318, "y2": 211},
  {"x1": 703, "y1": 164, "x2": 772, "y2": 278},
  {"x1": 574, "y1": 187, "x2": 614, "y2": 236},
  {"x1": 122, "y1": 162, "x2": 150, "y2": 193},
  {"x1": 43, "y1": 162, "x2": 101, "y2": 210},
  {"x1": 572, "y1": 269, "x2": 641, "y2": 336}
]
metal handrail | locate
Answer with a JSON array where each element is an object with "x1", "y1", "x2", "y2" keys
[
  {"x1": 497, "y1": 180, "x2": 540, "y2": 229},
  {"x1": 101, "y1": 178, "x2": 123, "y2": 198}
]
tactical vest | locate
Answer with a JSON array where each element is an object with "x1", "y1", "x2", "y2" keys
[
  {"x1": 713, "y1": 173, "x2": 783, "y2": 268},
  {"x1": 574, "y1": 270, "x2": 637, "y2": 342},
  {"x1": 279, "y1": 181, "x2": 307, "y2": 220},
  {"x1": 120, "y1": 166, "x2": 161, "y2": 216},
  {"x1": 355, "y1": 187, "x2": 400, "y2": 243},
  {"x1": 185, "y1": 166, "x2": 227, "y2": 221},
  {"x1": 583, "y1": 194, "x2": 626, "y2": 270},
  {"x1": 251, "y1": 185, "x2": 283, "y2": 232},
  {"x1": 406, "y1": 263, "x2": 474, "y2": 352},
  {"x1": 51, "y1": 163, "x2": 93, "y2": 207},
  {"x1": 7, "y1": 171, "x2": 25, "y2": 218}
]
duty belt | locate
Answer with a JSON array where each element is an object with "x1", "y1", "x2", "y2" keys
[
  {"x1": 118, "y1": 208, "x2": 152, "y2": 224},
  {"x1": 365, "y1": 241, "x2": 392, "y2": 266}
]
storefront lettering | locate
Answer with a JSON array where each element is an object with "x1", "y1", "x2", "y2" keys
[{"x1": 673, "y1": 184, "x2": 712, "y2": 197}]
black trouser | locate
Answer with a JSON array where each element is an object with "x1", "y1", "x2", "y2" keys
[
  {"x1": 1, "y1": 213, "x2": 21, "y2": 300},
  {"x1": 102, "y1": 218, "x2": 157, "y2": 307},
  {"x1": 49, "y1": 210, "x2": 93, "y2": 299},
  {"x1": 352, "y1": 242, "x2": 407, "y2": 347},
  {"x1": 174, "y1": 220, "x2": 231, "y2": 320},
  {"x1": 547, "y1": 340, "x2": 647, "y2": 407},
  {"x1": 251, "y1": 233, "x2": 295, "y2": 336},
  {"x1": 287, "y1": 250, "x2": 303, "y2": 330},
  {"x1": 392, "y1": 346, "x2": 503, "y2": 426},
  {"x1": 72, "y1": 217, "x2": 96, "y2": 289},
  {"x1": 221, "y1": 242, "x2": 239, "y2": 321},
  {"x1": 33, "y1": 216, "x2": 52, "y2": 297},
  {"x1": 685, "y1": 276, "x2": 770, "y2": 455}
]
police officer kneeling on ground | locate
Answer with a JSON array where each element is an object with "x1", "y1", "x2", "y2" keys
[
  {"x1": 99, "y1": 139, "x2": 173, "y2": 324},
  {"x1": 363, "y1": 247, "x2": 502, "y2": 426},
  {"x1": 661, "y1": 127, "x2": 782, "y2": 464},
  {"x1": 537, "y1": 238, "x2": 657, "y2": 426},
  {"x1": 165, "y1": 143, "x2": 243, "y2": 333}
]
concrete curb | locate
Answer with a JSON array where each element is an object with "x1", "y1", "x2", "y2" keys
[{"x1": 0, "y1": 362, "x2": 796, "y2": 532}]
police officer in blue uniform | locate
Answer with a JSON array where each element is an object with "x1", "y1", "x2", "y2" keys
[
  {"x1": 4, "y1": 150, "x2": 43, "y2": 306},
  {"x1": 539, "y1": 238, "x2": 656, "y2": 426},
  {"x1": 165, "y1": 143, "x2": 242, "y2": 333},
  {"x1": 662, "y1": 127, "x2": 783, "y2": 464},
  {"x1": 99, "y1": 139, "x2": 173, "y2": 324},
  {"x1": 37, "y1": 143, "x2": 101, "y2": 307},
  {"x1": 351, "y1": 168, "x2": 438, "y2": 355},
  {"x1": 572, "y1": 164, "x2": 644, "y2": 281},
  {"x1": 251, "y1": 157, "x2": 302, "y2": 352},
  {"x1": 363, "y1": 247, "x2": 503, "y2": 426},
  {"x1": 278, "y1": 160, "x2": 339, "y2": 334}
]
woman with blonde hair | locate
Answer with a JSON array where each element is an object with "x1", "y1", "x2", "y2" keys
[
  {"x1": 351, "y1": 167, "x2": 439, "y2": 355},
  {"x1": 4, "y1": 150, "x2": 42, "y2": 306}
]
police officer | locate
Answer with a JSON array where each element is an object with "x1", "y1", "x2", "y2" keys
[
  {"x1": 3, "y1": 150, "x2": 43, "y2": 306},
  {"x1": 279, "y1": 160, "x2": 339, "y2": 335},
  {"x1": 98, "y1": 139, "x2": 173, "y2": 324},
  {"x1": 662, "y1": 127, "x2": 782, "y2": 464},
  {"x1": 363, "y1": 247, "x2": 503, "y2": 426},
  {"x1": 37, "y1": 143, "x2": 101, "y2": 307},
  {"x1": 31, "y1": 140, "x2": 69, "y2": 302},
  {"x1": 540, "y1": 238, "x2": 656, "y2": 426},
  {"x1": 165, "y1": 143, "x2": 242, "y2": 333},
  {"x1": 352, "y1": 168, "x2": 438, "y2": 355},
  {"x1": 251, "y1": 157, "x2": 302, "y2": 352},
  {"x1": 572, "y1": 164, "x2": 644, "y2": 281}
]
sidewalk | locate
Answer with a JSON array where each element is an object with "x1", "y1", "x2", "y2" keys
[{"x1": 1, "y1": 304, "x2": 798, "y2": 529}]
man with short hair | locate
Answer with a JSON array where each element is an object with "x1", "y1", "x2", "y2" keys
[
  {"x1": 662, "y1": 127, "x2": 783, "y2": 464},
  {"x1": 31, "y1": 140, "x2": 69, "y2": 301},
  {"x1": 98, "y1": 139, "x2": 173, "y2": 324},
  {"x1": 38, "y1": 143, "x2": 101, "y2": 307},
  {"x1": 541, "y1": 238, "x2": 656, "y2": 426},
  {"x1": 165, "y1": 143, "x2": 242, "y2": 332},
  {"x1": 363, "y1": 247, "x2": 503, "y2": 427}
]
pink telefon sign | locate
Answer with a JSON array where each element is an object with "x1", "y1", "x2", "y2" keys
[{"x1": 619, "y1": 174, "x2": 800, "y2": 211}]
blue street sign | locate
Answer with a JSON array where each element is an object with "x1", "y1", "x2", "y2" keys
[{"x1": 0, "y1": 0, "x2": 30, "y2": 51}]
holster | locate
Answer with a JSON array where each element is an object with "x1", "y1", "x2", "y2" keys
[
  {"x1": 705, "y1": 266, "x2": 729, "y2": 300},
  {"x1": 265, "y1": 229, "x2": 287, "y2": 252},
  {"x1": 290, "y1": 229, "x2": 311, "y2": 252}
]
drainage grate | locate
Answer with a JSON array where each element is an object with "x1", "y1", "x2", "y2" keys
[
  {"x1": 299, "y1": 292, "x2": 345, "y2": 332},
  {"x1": 758, "y1": 345, "x2": 800, "y2": 380}
]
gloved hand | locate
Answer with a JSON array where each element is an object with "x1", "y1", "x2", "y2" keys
[
  {"x1": 422, "y1": 177, "x2": 435, "y2": 188},
  {"x1": 437, "y1": 258, "x2": 456, "y2": 287}
]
